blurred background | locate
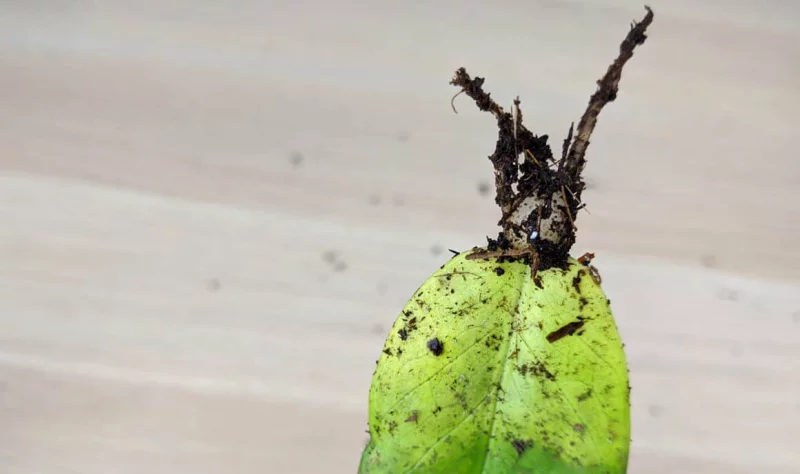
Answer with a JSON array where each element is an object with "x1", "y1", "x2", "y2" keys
[{"x1": 0, "y1": 1, "x2": 798, "y2": 473}]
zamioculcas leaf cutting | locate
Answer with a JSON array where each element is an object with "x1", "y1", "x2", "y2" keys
[{"x1": 360, "y1": 7, "x2": 654, "y2": 474}]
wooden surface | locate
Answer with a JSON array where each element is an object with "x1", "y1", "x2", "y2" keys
[{"x1": 1, "y1": 1, "x2": 799, "y2": 473}]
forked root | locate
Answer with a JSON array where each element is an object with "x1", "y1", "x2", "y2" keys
[{"x1": 450, "y1": 6, "x2": 655, "y2": 273}]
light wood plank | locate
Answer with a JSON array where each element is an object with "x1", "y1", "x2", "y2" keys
[{"x1": 1, "y1": 1, "x2": 798, "y2": 473}]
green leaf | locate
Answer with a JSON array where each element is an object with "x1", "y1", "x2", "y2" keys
[{"x1": 359, "y1": 251, "x2": 630, "y2": 473}]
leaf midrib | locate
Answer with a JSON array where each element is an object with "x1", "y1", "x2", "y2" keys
[{"x1": 479, "y1": 263, "x2": 528, "y2": 474}]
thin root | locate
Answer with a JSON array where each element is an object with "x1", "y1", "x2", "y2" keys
[
  {"x1": 450, "y1": 89, "x2": 465, "y2": 114},
  {"x1": 564, "y1": 6, "x2": 654, "y2": 181},
  {"x1": 561, "y1": 186, "x2": 575, "y2": 227},
  {"x1": 523, "y1": 148, "x2": 542, "y2": 167}
]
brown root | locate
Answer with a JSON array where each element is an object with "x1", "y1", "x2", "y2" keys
[{"x1": 450, "y1": 6, "x2": 654, "y2": 272}]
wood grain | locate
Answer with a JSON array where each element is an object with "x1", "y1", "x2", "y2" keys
[{"x1": 0, "y1": 1, "x2": 798, "y2": 473}]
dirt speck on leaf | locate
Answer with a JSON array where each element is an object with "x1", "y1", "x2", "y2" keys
[
  {"x1": 546, "y1": 319, "x2": 586, "y2": 343},
  {"x1": 577, "y1": 388, "x2": 593, "y2": 402},
  {"x1": 511, "y1": 439, "x2": 533, "y2": 456},
  {"x1": 427, "y1": 338, "x2": 444, "y2": 356},
  {"x1": 572, "y1": 273, "x2": 582, "y2": 293}
]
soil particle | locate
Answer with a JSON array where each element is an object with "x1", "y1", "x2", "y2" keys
[{"x1": 427, "y1": 338, "x2": 444, "y2": 356}]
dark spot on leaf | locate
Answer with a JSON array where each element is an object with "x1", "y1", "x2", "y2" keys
[
  {"x1": 577, "y1": 388, "x2": 593, "y2": 402},
  {"x1": 398, "y1": 328, "x2": 408, "y2": 340},
  {"x1": 405, "y1": 410, "x2": 418, "y2": 423},
  {"x1": 546, "y1": 319, "x2": 586, "y2": 343},
  {"x1": 494, "y1": 267, "x2": 505, "y2": 276},
  {"x1": 572, "y1": 273, "x2": 582, "y2": 293},
  {"x1": 511, "y1": 439, "x2": 532, "y2": 456},
  {"x1": 382, "y1": 348, "x2": 392, "y2": 356},
  {"x1": 518, "y1": 361, "x2": 555, "y2": 381},
  {"x1": 427, "y1": 338, "x2": 444, "y2": 356}
]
